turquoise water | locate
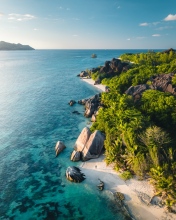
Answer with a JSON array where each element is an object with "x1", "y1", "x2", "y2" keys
[{"x1": 0, "y1": 49, "x2": 161, "y2": 220}]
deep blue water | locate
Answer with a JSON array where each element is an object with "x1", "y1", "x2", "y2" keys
[{"x1": 0, "y1": 49, "x2": 162, "y2": 220}]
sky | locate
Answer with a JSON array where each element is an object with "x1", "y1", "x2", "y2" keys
[{"x1": 0, "y1": 0, "x2": 176, "y2": 49}]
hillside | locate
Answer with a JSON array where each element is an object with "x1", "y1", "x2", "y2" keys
[
  {"x1": 0, "y1": 41, "x2": 35, "y2": 50},
  {"x1": 87, "y1": 49, "x2": 176, "y2": 211}
]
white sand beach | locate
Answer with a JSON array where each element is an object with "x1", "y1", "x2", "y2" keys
[
  {"x1": 80, "y1": 155, "x2": 175, "y2": 220},
  {"x1": 79, "y1": 78, "x2": 175, "y2": 219},
  {"x1": 81, "y1": 78, "x2": 106, "y2": 92}
]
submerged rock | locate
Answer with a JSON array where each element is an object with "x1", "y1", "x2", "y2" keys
[
  {"x1": 114, "y1": 192, "x2": 125, "y2": 201},
  {"x1": 113, "y1": 192, "x2": 133, "y2": 219},
  {"x1": 66, "y1": 166, "x2": 86, "y2": 183},
  {"x1": 69, "y1": 100, "x2": 76, "y2": 106},
  {"x1": 72, "y1": 110, "x2": 80, "y2": 115},
  {"x1": 55, "y1": 141, "x2": 66, "y2": 157},
  {"x1": 97, "y1": 179, "x2": 104, "y2": 191}
]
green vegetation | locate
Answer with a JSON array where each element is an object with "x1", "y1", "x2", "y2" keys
[
  {"x1": 120, "y1": 170, "x2": 133, "y2": 180},
  {"x1": 90, "y1": 50, "x2": 176, "y2": 210}
]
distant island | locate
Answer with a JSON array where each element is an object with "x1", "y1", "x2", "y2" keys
[
  {"x1": 0, "y1": 41, "x2": 35, "y2": 50},
  {"x1": 91, "y1": 53, "x2": 97, "y2": 58}
]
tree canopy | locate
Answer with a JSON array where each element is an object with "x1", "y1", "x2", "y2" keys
[{"x1": 90, "y1": 49, "x2": 176, "y2": 210}]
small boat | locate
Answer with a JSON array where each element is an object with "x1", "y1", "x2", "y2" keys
[{"x1": 91, "y1": 54, "x2": 97, "y2": 58}]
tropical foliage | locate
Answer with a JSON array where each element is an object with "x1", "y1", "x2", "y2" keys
[{"x1": 90, "y1": 49, "x2": 176, "y2": 210}]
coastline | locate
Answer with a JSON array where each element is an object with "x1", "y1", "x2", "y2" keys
[
  {"x1": 80, "y1": 155, "x2": 175, "y2": 220},
  {"x1": 80, "y1": 77, "x2": 175, "y2": 220},
  {"x1": 80, "y1": 78, "x2": 106, "y2": 92}
]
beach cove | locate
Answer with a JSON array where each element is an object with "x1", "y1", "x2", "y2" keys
[
  {"x1": 79, "y1": 77, "x2": 175, "y2": 220},
  {"x1": 0, "y1": 49, "x2": 175, "y2": 220}
]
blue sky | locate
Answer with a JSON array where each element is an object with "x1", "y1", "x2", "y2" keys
[{"x1": 0, "y1": 0, "x2": 176, "y2": 49}]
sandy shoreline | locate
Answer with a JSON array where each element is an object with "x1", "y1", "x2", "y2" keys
[
  {"x1": 80, "y1": 77, "x2": 175, "y2": 219},
  {"x1": 80, "y1": 155, "x2": 175, "y2": 220},
  {"x1": 80, "y1": 78, "x2": 106, "y2": 92}
]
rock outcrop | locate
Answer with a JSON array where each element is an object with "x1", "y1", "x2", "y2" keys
[
  {"x1": 68, "y1": 100, "x2": 76, "y2": 106},
  {"x1": 162, "y1": 48, "x2": 176, "y2": 54},
  {"x1": 84, "y1": 94, "x2": 101, "y2": 117},
  {"x1": 150, "y1": 73, "x2": 176, "y2": 95},
  {"x1": 70, "y1": 127, "x2": 105, "y2": 161},
  {"x1": 70, "y1": 150, "x2": 81, "y2": 162},
  {"x1": 78, "y1": 94, "x2": 101, "y2": 118},
  {"x1": 74, "y1": 127, "x2": 91, "y2": 151},
  {"x1": 71, "y1": 127, "x2": 91, "y2": 161},
  {"x1": 125, "y1": 84, "x2": 150, "y2": 101},
  {"x1": 87, "y1": 58, "x2": 131, "y2": 82},
  {"x1": 55, "y1": 141, "x2": 66, "y2": 157},
  {"x1": 82, "y1": 130, "x2": 105, "y2": 161},
  {"x1": 125, "y1": 73, "x2": 176, "y2": 100},
  {"x1": 97, "y1": 179, "x2": 104, "y2": 191},
  {"x1": 77, "y1": 71, "x2": 89, "y2": 77},
  {"x1": 66, "y1": 166, "x2": 86, "y2": 183}
]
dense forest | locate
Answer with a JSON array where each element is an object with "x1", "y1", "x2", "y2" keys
[{"x1": 89, "y1": 49, "x2": 176, "y2": 211}]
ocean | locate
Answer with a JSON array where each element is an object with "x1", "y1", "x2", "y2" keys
[{"x1": 0, "y1": 49, "x2": 161, "y2": 220}]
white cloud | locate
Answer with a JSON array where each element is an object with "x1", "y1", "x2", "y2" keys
[
  {"x1": 127, "y1": 38, "x2": 130, "y2": 41},
  {"x1": 152, "y1": 34, "x2": 161, "y2": 37},
  {"x1": 34, "y1": 28, "x2": 38, "y2": 31},
  {"x1": 139, "y1": 22, "x2": 149, "y2": 26},
  {"x1": 164, "y1": 14, "x2": 176, "y2": 21},
  {"x1": 0, "y1": 13, "x2": 4, "y2": 16},
  {"x1": 8, "y1": 13, "x2": 35, "y2": 21},
  {"x1": 139, "y1": 21, "x2": 160, "y2": 27},
  {"x1": 73, "y1": 34, "x2": 78, "y2": 37}
]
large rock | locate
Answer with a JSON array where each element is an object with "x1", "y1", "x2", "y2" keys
[
  {"x1": 55, "y1": 141, "x2": 66, "y2": 157},
  {"x1": 91, "y1": 113, "x2": 96, "y2": 122},
  {"x1": 91, "y1": 67, "x2": 101, "y2": 73},
  {"x1": 82, "y1": 130, "x2": 105, "y2": 161},
  {"x1": 99, "y1": 61, "x2": 110, "y2": 73},
  {"x1": 125, "y1": 84, "x2": 149, "y2": 100},
  {"x1": 78, "y1": 98, "x2": 88, "y2": 105},
  {"x1": 84, "y1": 94, "x2": 101, "y2": 117},
  {"x1": 66, "y1": 166, "x2": 86, "y2": 183},
  {"x1": 125, "y1": 73, "x2": 176, "y2": 101},
  {"x1": 70, "y1": 127, "x2": 105, "y2": 162},
  {"x1": 70, "y1": 150, "x2": 81, "y2": 162},
  {"x1": 79, "y1": 71, "x2": 89, "y2": 77},
  {"x1": 73, "y1": 127, "x2": 91, "y2": 151},
  {"x1": 150, "y1": 73, "x2": 176, "y2": 95},
  {"x1": 162, "y1": 48, "x2": 176, "y2": 54}
]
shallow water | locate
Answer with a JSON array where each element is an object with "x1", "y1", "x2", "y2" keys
[{"x1": 0, "y1": 49, "x2": 161, "y2": 219}]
